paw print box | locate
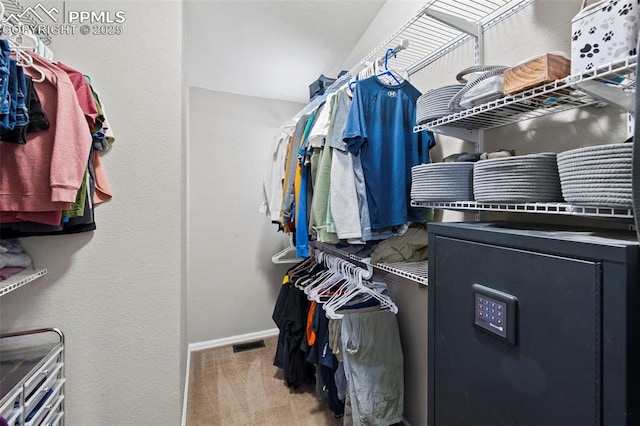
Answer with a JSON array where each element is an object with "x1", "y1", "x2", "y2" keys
[{"x1": 571, "y1": 0, "x2": 639, "y2": 74}]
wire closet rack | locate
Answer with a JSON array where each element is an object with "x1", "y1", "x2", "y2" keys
[{"x1": 326, "y1": 0, "x2": 534, "y2": 94}]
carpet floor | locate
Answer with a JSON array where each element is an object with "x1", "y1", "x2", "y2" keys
[{"x1": 187, "y1": 335, "x2": 343, "y2": 426}]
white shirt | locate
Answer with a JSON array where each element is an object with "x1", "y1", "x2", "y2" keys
[{"x1": 260, "y1": 124, "x2": 295, "y2": 221}]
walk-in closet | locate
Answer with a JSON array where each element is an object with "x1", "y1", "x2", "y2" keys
[{"x1": 1, "y1": 0, "x2": 638, "y2": 425}]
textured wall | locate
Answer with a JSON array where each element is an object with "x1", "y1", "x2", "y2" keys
[
  {"x1": 187, "y1": 87, "x2": 304, "y2": 344},
  {"x1": 0, "y1": 1, "x2": 184, "y2": 424}
]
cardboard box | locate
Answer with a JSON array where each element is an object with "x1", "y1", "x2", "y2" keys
[
  {"x1": 503, "y1": 54, "x2": 571, "y2": 95},
  {"x1": 571, "y1": 0, "x2": 640, "y2": 74}
]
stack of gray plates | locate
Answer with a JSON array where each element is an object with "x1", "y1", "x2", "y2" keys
[
  {"x1": 416, "y1": 84, "x2": 465, "y2": 125},
  {"x1": 411, "y1": 162, "x2": 474, "y2": 202},
  {"x1": 473, "y1": 153, "x2": 562, "y2": 203},
  {"x1": 556, "y1": 143, "x2": 632, "y2": 208}
]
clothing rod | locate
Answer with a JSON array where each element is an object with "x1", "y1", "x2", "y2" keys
[
  {"x1": 287, "y1": 40, "x2": 410, "y2": 122},
  {"x1": 377, "y1": 39, "x2": 410, "y2": 66},
  {"x1": 312, "y1": 246, "x2": 374, "y2": 280}
]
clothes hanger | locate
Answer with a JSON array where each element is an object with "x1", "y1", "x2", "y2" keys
[
  {"x1": 302, "y1": 251, "x2": 334, "y2": 294},
  {"x1": 288, "y1": 254, "x2": 315, "y2": 275},
  {"x1": 271, "y1": 234, "x2": 304, "y2": 264},
  {"x1": 14, "y1": 49, "x2": 45, "y2": 83},
  {"x1": 325, "y1": 279, "x2": 396, "y2": 319},
  {"x1": 10, "y1": 33, "x2": 46, "y2": 83},
  {"x1": 306, "y1": 254, "x2": 346, "y2": 299},
  {"x1": 288, "y1": 256, "x2": 317, "y2": 287},
  {"x1": 315, "y1": 275, "x2": 350, "y2": 303},
  {"x1": 376, "y1": 48, "x2": 406, "y2": 86},
  {"x1": 321, "y1": 261, "x2": 362, "y2": 307},
  {"x1": 292, "y1": 257, "x2": 325, "y2": 289},
  {"x1": 348, "y1": 74, "x2": 359, "y2": 93},
  {"x1": 294, "y1": 260, "x2": 326, "y2": 290},
  {"x1": 307, "y1": 257, "x2": 342, "y2": 299},
  {"x1": 323, "y1": 260, "x2": 397, "y2": 319},
  {"x1": 314, "y1": 258, "x2": 360, "y2": 302},
  {"x1": 347, "y1": 61, "x2": 378, "y2": 94},
  {"x1": 322, "y1": 260, "x2": 362, "y2": 304}
]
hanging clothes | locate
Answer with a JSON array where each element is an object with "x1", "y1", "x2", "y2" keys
[
  {"x1": 55, "y1": 61, "x2": 99, "y2": 130},
  {"x1": 280, "y1": 114, "x2": 309, "y2": 232},
  {"x1": 0, "y1": 52, "x2": 91, "y2": 213},
  {"x1": 1, "y1": 74, "x2": 49, "y2": 144},
  {"x1": 272, "y1": 262, "x2": 316, "y2": 389},
  {"x1": 326, "y1": 88, "x2": 362, "y2": 241},
  {"x1": 273, "y1": 253, "x2": 404, "y2": 424},
  {"x1": 294, "y1": 109, "x2": 319, "y2": 257},
  {"x1": 87, "y1": 84, "x2": 115, "y2": 206},
  {"x1": 0, "y1": 48, "x2": 115, "y2": 237},
  {"x1": 341, "y1": 310, "x2": 404, "y2": 426},
  {"x1": 260, "y1": 124, "x2": 295, "y2": 222},
  {"x1": 343, "y1": 76, "x2": 435, "y2": 229},
  {"x1": 308, "y1": 93, "x2": 339, "y2": 243}
]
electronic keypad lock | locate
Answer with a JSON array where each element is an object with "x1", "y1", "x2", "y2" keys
[{"x1": 472, "y1": 284, "x2": 518, "y2": 346}]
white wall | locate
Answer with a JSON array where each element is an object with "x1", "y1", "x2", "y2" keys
[
  {"x1": 0, "y1": 1, "x2": 184, "y2": 425},
  {"x1": 340, "y1": 0, "x2": 426, "y2": 72},
  {"x1": 185, "y1": 0, "x2": 386, "y2": 104},
  {"x1": 187, "y1": 87, "x2": 304, "y2": 343}
]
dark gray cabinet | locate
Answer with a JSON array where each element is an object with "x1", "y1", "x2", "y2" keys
[{"x1": 427, "y1": 222, "x2": 640, "y2": 425}]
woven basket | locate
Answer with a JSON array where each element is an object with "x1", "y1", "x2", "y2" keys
[
  {"x1": 556, "y1": 144, "x2": 632, "y2": 208},
  {"x1": 473, "y1": 153, "x2": 562, "y2": 203},
  {"x1": 411, "y1": 162, "x2": 474, "y2": 202}
]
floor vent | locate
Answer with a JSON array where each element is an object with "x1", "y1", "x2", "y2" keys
[{"x1": 232, "y1": 339, "x2": 266, "y2": 353}]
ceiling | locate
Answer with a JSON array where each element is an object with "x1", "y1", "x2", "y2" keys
[{"x1": 185, "y1": 0, "x2": 388, "y2": 104}]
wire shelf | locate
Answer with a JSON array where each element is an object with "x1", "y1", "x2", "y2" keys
[
  {"x1": 327, "y1": 0, "x2": 533, "y2": 94},
  {"x1": 0, "y1": 268, "x2": 47, "y2": 297},
  {"x1": 411, "y1": 200, "x2": 634, "y2": 219},
  {"x1": 375, "y1": 261, "x2": 428, "y2": 285},
  {"x1": 311, "y1": 241, "x2": 429, "y2": 286},
  {"x1": 415, "y1": 55, "x2": 637, "y2": 132}
]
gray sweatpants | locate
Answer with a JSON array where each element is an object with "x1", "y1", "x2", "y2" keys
[{"x1": 341, "y1": 310, "x2": 404, "y2": 426}]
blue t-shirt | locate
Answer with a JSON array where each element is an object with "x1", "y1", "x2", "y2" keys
[{"x1": 343, "y1": 76, "x2": 435, "y2": 229}]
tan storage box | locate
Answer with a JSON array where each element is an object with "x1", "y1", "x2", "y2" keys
[{"x1": 503, "y1": 54, "x2": 571, "y2": 95}]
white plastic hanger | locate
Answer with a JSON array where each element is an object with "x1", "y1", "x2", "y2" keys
[
  {"x1": 312, "y1": 258, "x2": 357, "y2": 303},
  {"x1": 306, "y1": 256, "x2": 343, "y2": 299},
  {"x1": 299, "y1": 250, "x2": 335, "y2": 294},
  {"x1": 320, "y1": 261, "x2": 361, "y2": 307},
  {"x1": 323, "y1": 260, "x2": 397, "y2": 319},
  {"x1": 9, "y1": 32, "x2": 46, "y2": 83},
  {"x1": 271, "y1": 234, "x2": 304, "y2": 264}
]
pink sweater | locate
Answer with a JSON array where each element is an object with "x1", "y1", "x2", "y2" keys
[{"x1": 0, "y1": 54, "x2": 92, "y2": 212}]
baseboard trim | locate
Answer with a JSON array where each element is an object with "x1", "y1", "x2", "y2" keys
[
  {"x1": 188, "y1": 328, "x2": 279, "y2": 352},
  {"x1": 181, "y1": 328, "x2": 280, "y2": 425}
]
